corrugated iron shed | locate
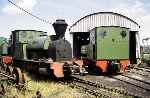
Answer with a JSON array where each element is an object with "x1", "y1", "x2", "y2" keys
[{"x1": 69, "y1": 12, "x2": 140, "y2": 33}]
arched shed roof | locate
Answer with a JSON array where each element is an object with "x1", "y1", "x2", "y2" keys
[{"x1": 69, "y1": 12, "x2": 140, "y2": 33}]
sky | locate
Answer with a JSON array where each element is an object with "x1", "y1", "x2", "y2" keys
[{"x1": 0, "y1": 0, "x2": 150, "y2": 43}]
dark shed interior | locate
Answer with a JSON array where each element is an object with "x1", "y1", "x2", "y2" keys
[
  {"x1": 129, "y1": 31, "x2": 137, "y2": 64},
  {"x1": 73, "y1": 32, "x2": 90, "y2": 58}
]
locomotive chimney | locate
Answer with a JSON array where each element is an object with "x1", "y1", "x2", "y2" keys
[{"x1": 52, "y1": 19, "x2": 68, "y2": 39}]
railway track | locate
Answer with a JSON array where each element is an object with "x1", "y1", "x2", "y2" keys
[
  {"x1": 127, "y1": 66, "x2": 150, "y2": 77},
  {"x1": 70, "y1": 75, "x2": 135, "y2": 98},
  {"x1": 126, "y1": 69, "x2": 150, "y2": 78},
  {"x1": 110, "y1": 73, "x2": 150, "y2": 98},
  {"x1": 70, "y1": 64, "x2": 150, "y2": 98},
  {"x1": 71, "y1": 71, "x2": 150, "y2": 98},
  {"x1": 125, "y1": 65, "x2": 150, "y2": 84},
  {"x1": 122, "y1": 73, "x2": 150, "y2": 86},
  {"x1": 71, "y1": 78, "x2": 110, "y2": 98}
]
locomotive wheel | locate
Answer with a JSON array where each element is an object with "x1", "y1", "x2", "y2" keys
[
  {"x1": 6, "y1": 66, "x2": 13, "y2": 76},
  {"x1": 12, "y1": 68, "x2": 24, "y2": 85}
]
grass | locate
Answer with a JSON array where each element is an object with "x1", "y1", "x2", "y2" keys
[{"x1": 1, "y1": 73, "x2": 94, "y2": 98}]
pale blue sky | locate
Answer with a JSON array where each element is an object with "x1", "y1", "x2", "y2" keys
[{"x1": 0, "y1": 0, "x2": 150, "y2": 42}]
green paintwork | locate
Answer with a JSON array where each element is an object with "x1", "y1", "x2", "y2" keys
[
  {"x1": 16, "y1": 30, "x2": 51, "y2": 50},
  {"x1": 84, "y1": 44, "x2": 94, "y2": 59},
  {"x1": 12, "y1": 30, "x2": 50, "y2": 59},
  {"x1": 23, "y1": 43, "x2": 27, "y2": 59},
  {"x1": 27, "y1": 36, "x2": 51, "y2": 50},
  {"x1": 13, "y1": 30, "x2": 47, "y2": 43},
  {"x1": 96, "y1": 26, "x2": 129, "y2": 60},
  {"x1": 44, "y1": 36, "x2": 52, "y2": 49},
  {"x1": 14, "y1": 43, "x2": 27, "y2": 59},
  {"x1": 0, "y1": 37, "x2": 8, "y2": 55}
]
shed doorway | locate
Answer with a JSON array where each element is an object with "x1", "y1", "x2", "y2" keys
[
  {"x1": 73, "y1": 32, "x2": 90, "y2": 58},
  {"x1": 129, "y1": 31, "x2": 137, "y2": 64}
]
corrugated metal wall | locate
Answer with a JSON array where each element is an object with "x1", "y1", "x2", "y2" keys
[{"x1": 69, "y1": 12, "x2": 140, "y2": 32}]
